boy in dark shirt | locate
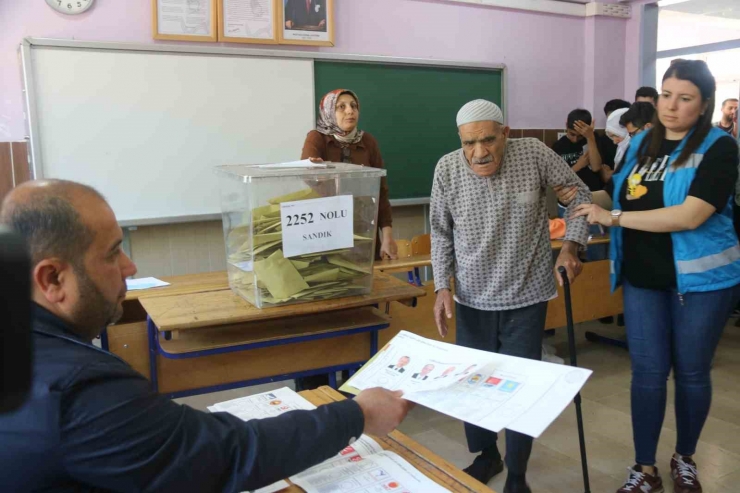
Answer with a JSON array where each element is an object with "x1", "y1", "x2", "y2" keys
[{"x1": 551, "y1": 109, "x2": 608, "y2": 192}]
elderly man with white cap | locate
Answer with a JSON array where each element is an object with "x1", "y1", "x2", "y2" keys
[{"x1": 430, "y1": 100, "x2": 591, "y2": 492}]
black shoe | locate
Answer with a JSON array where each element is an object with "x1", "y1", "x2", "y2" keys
[
  {"x1": 463, "y1": 453, "x2": 504, "y2": 485},
  {"x1": 599, "y1": 316, "x2": 615, "y2": 324},
  {"x1": 504, "y1": 474, "x2": 532, "y2": 493}
]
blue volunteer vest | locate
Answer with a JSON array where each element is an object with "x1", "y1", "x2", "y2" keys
[{"x1": 610, "y1": 127, "x2": 740, "y2": 293}]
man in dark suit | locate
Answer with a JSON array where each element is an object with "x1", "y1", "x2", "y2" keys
[
  {"x1": 388, "y1": 355, "x2": 410, "y2": 373},
  {"x1": 284, "y1": 0, "x2": 327, "y2": 30},
  {"x1": 412, "y1": 363, "x2": 435, "y2": 381},
  {"x1": 0, "y1": 180, "x2": 411, "y2": 493}
]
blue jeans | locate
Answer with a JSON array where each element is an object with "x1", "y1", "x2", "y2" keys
[
  {"x1": 455, "y1": 301, "x2": 547, "y2": 475},
  {"x1": 623, "y1": 280, "x2": 740, "y2": 465}
]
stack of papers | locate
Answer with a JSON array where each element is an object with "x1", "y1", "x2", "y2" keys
[
  {"x1": 209, "y1": 388, "x2": 446, "y2": 493},
  {"x1": 226, "y1": 189, "x2": 374, "y2": 307},
  {"x1": 125, "y1": 277, "x2": 170, "y2": 291}
]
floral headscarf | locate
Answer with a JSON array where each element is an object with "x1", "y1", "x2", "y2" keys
[{"x1": 316, "y1": 89, "x2": 364, "y2": 146}]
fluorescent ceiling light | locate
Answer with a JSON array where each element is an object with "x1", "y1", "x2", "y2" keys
[{"x1": 657, "y1": 0, "x2": 691, "y2": 7}]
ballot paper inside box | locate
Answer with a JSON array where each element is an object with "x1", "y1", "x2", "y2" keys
[{"x1": 216, "y1": 162, "x2": 386, "y2": 309}]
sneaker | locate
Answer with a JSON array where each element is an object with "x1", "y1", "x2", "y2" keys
[
  {"x1": 463, "y1": 453, "x2": 504, "y2": 485},
  {"x1": 671, "y1": 455, "x2": 702, "y2": 493},
  {"x1": 617, "y1": 465, "x2": 664, "y2": 492}
]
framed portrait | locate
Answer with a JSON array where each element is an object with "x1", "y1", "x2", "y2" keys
[{"x1": 278, "y1": 0, "x2": 334, "y2": 46}]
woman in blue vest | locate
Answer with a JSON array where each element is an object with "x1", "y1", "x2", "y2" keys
[{"x1": 573, "y1": 60, "x2": 740, "y2": 493}]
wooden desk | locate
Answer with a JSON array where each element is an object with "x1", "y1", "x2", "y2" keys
[
  {"x1": 297, "y1": 386, "x2": 495, "y2": 493},
  {"x1": 134, "y1": 273, "x2": 424, "y2": 398}
]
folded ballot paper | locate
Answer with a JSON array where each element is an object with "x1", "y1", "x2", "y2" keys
[
  {"x1": 341, "y1": 331, "x2": 593, "y2": 439},
  {"x1": 226, "y1": 187, "x2": 375, "y2": 308},
  {"x1": 209, "y1": 388, "x2": 447, "y2": 493}
]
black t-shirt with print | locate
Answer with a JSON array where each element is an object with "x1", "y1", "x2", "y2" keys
[
  {"x1": 616, "y1": 136, "x2": 739, "y2": 290},
  {"x1": 551, "y1": 136, "x2": 610, "y2": 192}
]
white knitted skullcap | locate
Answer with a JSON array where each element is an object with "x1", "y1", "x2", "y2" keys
[{"x1": 456, "y1": 99, "x2": 504, "y2": 127}]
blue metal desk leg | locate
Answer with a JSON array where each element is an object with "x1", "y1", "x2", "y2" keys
[
  {"x1": 147, "y1": 316, "x2": 159, "y2": 393},
  {"x1": 370, "y1": 329, "x2": 379, "y2": 355},
  {"x1": 100, "y1": 328, "x2": 109, "y2": 351},
  {"x1": 413, "y1": 267, "x2": 422, "y2": 287}
]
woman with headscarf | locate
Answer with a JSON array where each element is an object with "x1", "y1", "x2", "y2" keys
[
  {"x1": 605, "y1": 107, "x2": 631, "y2": 173},
  {"x1": 301, "y1": 89, "x2": 397, "y2": 260}
]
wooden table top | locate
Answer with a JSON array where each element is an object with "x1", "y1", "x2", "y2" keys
[
  {"x1": 140, "y1": 272, "x2": 426, "y2": 332},
  {"x1": 294, "y1": 386, "x2": 495, "y2": 493}
]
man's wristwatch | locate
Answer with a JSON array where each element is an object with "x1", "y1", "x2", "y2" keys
[{"x1": 611, "y1": 209, "x2": 623, "y2": 227}]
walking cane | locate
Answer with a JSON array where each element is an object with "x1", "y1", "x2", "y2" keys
[{"x1": 558, "y1": 266, "x2": 591, "y2": 493}]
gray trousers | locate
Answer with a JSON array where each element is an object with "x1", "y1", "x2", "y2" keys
[{"x1": 455, "y1": 300, "x2": 548, "y2": 475}]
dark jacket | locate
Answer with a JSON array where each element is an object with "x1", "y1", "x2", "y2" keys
[{"x1": 0, "y1": 304, "x2": 364, "y2": 493}]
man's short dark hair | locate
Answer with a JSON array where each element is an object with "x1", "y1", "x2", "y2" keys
[
  {"x1": 604, "y1": 99, "x2": 631, "y2": 116},
  {"x1": 722, "y1": 98, "x2": 739, "y2": 108},
  {"x1": 567, "y1": 109, "x2": 592, "y2": 130},
  {"x1": 0, "y1": 181, "x2": 103, "y2": 268},
  {"x1": 635, "y1": 86, "x2": 659, "y2": 103},
  {"x1": 620, "y1": 102, "x2": 656, "y2": 129}
]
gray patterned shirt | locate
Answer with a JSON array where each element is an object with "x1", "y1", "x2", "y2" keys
[{"x1": 431, "y1": 138, "x2": 591, "y2": 311}]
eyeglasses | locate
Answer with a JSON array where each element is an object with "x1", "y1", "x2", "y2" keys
[
  {"x1": 341, "y1": 147, "x2": 352, "y2": 164},
  {"x1": 628, "y1": 127, "x2": 644, "y2": 137}
]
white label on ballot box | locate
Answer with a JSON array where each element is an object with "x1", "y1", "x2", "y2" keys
[{"x1": 280, "y1": 195, "x2": 354, "y2": 258}]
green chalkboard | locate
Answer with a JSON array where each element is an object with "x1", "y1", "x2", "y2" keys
[{"x1": 314, "y1": 61, "x2": 503, "y2": 201}]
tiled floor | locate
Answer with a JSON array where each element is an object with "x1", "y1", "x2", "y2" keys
[{"x1": 176, "y1": 319, "x2": 740, "y2": 493}]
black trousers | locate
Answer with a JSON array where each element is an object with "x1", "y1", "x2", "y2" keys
[{"x1": 455, "y1": 300, "x2": 548, "y2": 475}]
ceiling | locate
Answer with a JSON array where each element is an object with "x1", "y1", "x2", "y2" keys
[{"x1": 660, "y1": 0, "x2": 740, "y2": 20}]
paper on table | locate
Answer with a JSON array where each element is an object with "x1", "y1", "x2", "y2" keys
[
  {"x1": 126, "y1": 277, "x2": 171, "y2": 291},
  {"x1": 253, "y1": 250, "x2": 309, "y2": 299},
  {"x1": 291, "y1": 450, "x2": 448, "y2": 493},
  {"x1": 342, "y1": 331, "x2": 592, "y2": 438},
  {"x1": 208, "y1": 386, "x2": 316, "y2": 419},
  {"x1": 254, "y1": 159, "x2": 330, "y2": 169}
]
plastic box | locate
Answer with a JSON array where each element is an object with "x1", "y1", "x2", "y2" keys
[{"x1": 216, "y1": 162, "x2": 385, "y2": 308}]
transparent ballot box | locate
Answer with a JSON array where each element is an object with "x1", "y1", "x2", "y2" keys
[{"x1": 216, "y1": 162, "x2": 386, "y2": 309}]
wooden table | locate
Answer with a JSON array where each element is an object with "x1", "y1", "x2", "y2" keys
[
  {"x1": 296, "y1": 386, "x2": 496, "y2": 493},
  {"x1": 130, "y1": 272, "x2": 424, "y2": 398}
]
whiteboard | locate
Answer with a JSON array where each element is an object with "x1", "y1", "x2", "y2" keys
[{"x1": 28, "y1": 45, "x2": 314, "y2": 225}]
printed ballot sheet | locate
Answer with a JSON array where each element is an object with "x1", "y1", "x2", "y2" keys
[
  {"x1": 291, "y1": 451, "x2": 449, "y2": 493},
  {"x1": 210, "y1": 388, "x2": 433, "y2": 493},
  {"x1": 208, "y1": 387, "x2": 315, "y2": 419},
  {"x1": 342, "y1": 331, "x2": 593, "y2": 438}
]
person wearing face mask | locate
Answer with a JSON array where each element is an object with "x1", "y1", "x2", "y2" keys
[
  {"x1": 301, "y1": 89, "x2": 397, "y2": 261},
  {"x1": 430, "y1": 99, "x2": 590, "y2": 493},
  {"x1": 572, "y1": 60, "x2": 740, "y2": 493}
]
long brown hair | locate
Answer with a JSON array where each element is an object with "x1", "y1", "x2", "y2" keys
[{"x1": 638, "y1": 59, "x2": 716, "y2": 168}]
